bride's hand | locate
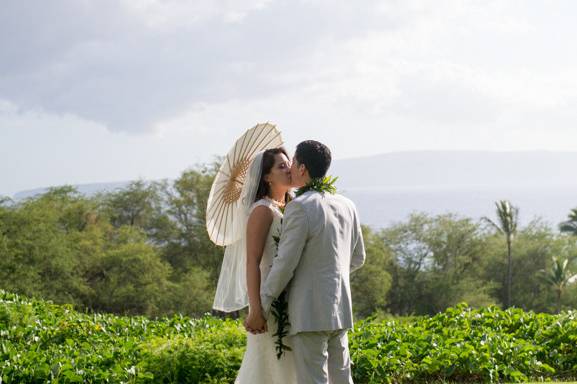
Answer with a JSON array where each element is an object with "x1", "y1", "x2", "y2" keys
[{"x1": 244, "y1": 310, "x2": 268, "y2": 334}]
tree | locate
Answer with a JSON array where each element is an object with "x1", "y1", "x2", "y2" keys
[
  {"x1": 162, "y1": 162, "x2": 223, "y2": 282},
  {"x1": 0, "y1": 196, "x2": 12, "y2": 207},
  {"x1": 384, "y1": 213, "x2": 497, "y2": 315},
  {"x1": 483, "y1": 219, "x2": 562, "y2": 312},
  {"x1": 169, "y1": 267, "x2": 214, "y2": 317},
  {"x1": 0, "y1": 170, "x2": 225, "y2": 318},
  {"x1": 91, "y1": 226, "x2": 173, "y2": 316},
  {"x1": 424, "y1": 214, "x2": 495, "y2": 311},
  {"x1": 540, "y1": 256, "x2": 577, "y2": 313},
  {"x1": 559, "y1": 208, "x2": 577, "y2": 235},
  {"x1": 100, "y1": 180, "x2": 175, "y2": 245},
  {"x1": 351, "y1": 226, "x2": 393, "y2": 318},
  {"x1": 483, "y1": 200, "x2": 519, "y2": 308},
  {"x1": 382, "y1": 213, "x2": 433, "y2": 315},
  {"x1": 0, "y1": 186, "x2": 93, "y2": 304}
]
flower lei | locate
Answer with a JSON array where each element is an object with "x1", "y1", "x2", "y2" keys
[{"x1": 271, "y1": 175, "x2": 338, "y2": 359}]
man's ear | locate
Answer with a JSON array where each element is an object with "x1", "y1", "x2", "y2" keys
[{"x1": 299, "y1": 164, "x2": 307, "y2": 176}]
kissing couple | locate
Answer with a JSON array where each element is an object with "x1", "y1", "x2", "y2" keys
[{"x1": 212, "y1": 140, "x2": 366, "y2": 384}]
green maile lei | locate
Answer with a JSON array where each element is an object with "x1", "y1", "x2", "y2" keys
[
  {"x1": 294, "y1": 176, "x2": 338, "y2": 197},
  {"x1": 271, "y1": 175, "x2": 338, "y2": 359}
]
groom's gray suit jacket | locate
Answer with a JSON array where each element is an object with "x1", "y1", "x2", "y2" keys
[{"x1": 261, "y1": 190, "x2": 366, "y2": 335}]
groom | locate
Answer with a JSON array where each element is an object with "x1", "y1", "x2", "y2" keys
[{"x1": 261, "y1": 140, "x2": 366, "y2": 384}]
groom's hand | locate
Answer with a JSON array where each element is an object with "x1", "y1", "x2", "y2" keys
[{"x1": 244, "y1": 311, "x2": 268, "y2": 334}]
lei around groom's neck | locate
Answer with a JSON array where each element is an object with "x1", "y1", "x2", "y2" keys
[{"x1": 294, "y1": 176, "x2": 338, "y2": 197}]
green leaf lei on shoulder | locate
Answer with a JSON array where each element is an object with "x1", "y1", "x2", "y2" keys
[
  {"x1": 294, "y1": 175, "x2": 338, "y2": 197},
  {"x1": 271, "y1": 175, "x2": 338, "y2": 359}
]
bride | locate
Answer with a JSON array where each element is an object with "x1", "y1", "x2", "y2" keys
[{"x1": 213, "y1": 147, "x2": 297, "y2": 383}]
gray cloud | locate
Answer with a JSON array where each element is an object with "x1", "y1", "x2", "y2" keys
[
  {"x1": 3, "y1": 0, "x2": 577, "y2": 140},
  {"x1": 0, "y1": 0, "x2": 396, "y2": 132},
  {"x1": 393, "y1": 71, "x2": 501, "y2": 125}
]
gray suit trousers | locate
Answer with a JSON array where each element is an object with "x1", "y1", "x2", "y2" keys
[{"x1": 290, "y1": 329, "x2": 353, "y2": 384}]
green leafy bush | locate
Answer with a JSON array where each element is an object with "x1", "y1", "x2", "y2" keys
[
  {"x1": 351, "y1": 303, "x2": 577, "y2": 383},
  {"x1": 137, "y1": 325, "x2": 245, "y2": 383},
  {"x1": 2, "y1": 291, "x2": 577, "y2": 383},
  {"x1": 0, "y1": 290, "x2": 243, "y2": 383}
]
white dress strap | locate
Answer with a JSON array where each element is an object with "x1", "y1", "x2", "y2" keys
[{"x1": 250, "y1": 198, "x2": 283, "y2": 217}]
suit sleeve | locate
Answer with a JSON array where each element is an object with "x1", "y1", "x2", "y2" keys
[
  {"x1": 260, "y1": 201, "x2": 308, "y2": 316},
  {"x1": 350, "y1": 208, "x2": 366, "y2": 273}
]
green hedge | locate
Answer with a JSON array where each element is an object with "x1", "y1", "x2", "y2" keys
[
  {"x1": 351, "y1": 305, "x2": 577, "y2": 383},
  {"x1": 1, "y1": 290, "x2": 576, "y2": 383}
]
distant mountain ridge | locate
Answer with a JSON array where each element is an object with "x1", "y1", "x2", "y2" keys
[
  {"x1": 13, "y1": 181, "x2": 131, "y2": 201},
  {"x1": 14, "y1": 150, "x2": 577, "y2": 199},
  {"x1": 331, "y1": 150, "x2": 577, "y2": 189},
  {"x1": 10, "y1": 151, "x2": 577, "y2": 229},
  {"x1": 330, "y1": 151, "x2": 577, "y2": 228}
]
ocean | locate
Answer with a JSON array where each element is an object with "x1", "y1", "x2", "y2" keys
[{"x1": 340, "y1": 185, "x2": 577, "y2": 230}]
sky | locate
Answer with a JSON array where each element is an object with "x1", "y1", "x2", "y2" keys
[{"x1": 2, "y1": 0, "x2": 577, "y2": 197}]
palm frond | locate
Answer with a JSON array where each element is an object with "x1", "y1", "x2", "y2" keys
[
  {"x1": 483, "y1": 200, "x2": 519, "y2": 237},
  {"x1": 559, "y1": 207, "x2": 577, "y2": 235},
  {"x1": 481, "y1": 216, "x2": 504, "y2": 234}
]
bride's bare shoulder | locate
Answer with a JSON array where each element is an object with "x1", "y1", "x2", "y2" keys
[{"x1": 248, "y1": 202, "x2": 274, "y2": 223}]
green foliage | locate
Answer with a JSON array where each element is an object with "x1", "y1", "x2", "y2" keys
[
  {"x1": 482, "y1": 220, "x2": 573, "y2": 313},
  {"x1": 352, "y1": 225, "x2": 393, "y2": 318},
  {"x1": 271, "y1": 291, "x2": 291, "y2": 359},
  {"x1": 161, "y1": 165, "x2": 223, "y2": 282},
  {"x1": 0, "y1": 186, "x2": 93, "y2": 305},
  {"x1": 101, "y1": 181, "x2": 167, "y2": 240},
  {"x1": 540, "y1": 255, "x2": 577, "y2": 313},
  {"x1": 0, "y1": 167, "x2": 221, "y2": 318},
  {"x1": 384, "y1": 213, "x2": 499, "y2": 315},
  {"x1": 136, "y1": 319, "x2": 246, "y2": 383},
  {"x1": 0, "y1": 290, "x2": 244, "y2": 383},
  {"x1": 294, "y1": 175, "x2": 338, "y2": 197},
  {"x1": 3, "y1": 162, "x2": 577, "y2": 323},
  {"x1": 482, "y1": 200, "x2": 520, "y2": 309},
  {"x1": 2, "y1": 292, "x2": 577, "y2": 383},
  {"x1": 560, "y1": 208, "x2": 577, "y2": 235},
  {"x1": 91, "y1": 231, "x2": 173, "y2": 316},
  {"x1": 168, "y1": 267, "x2": 214, "y2": 317},
  {"x1": 350, "y1": 304, "x2": 577, "y2": 383}
]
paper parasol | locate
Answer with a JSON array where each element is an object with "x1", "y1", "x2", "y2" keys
[{"x1": 206, "y1": 122, "x2": 283, "y2": 246}]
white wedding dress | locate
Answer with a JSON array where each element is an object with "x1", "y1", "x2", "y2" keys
[{"x1": 235, "y1": 198, "x2": 297, "y2": 384}]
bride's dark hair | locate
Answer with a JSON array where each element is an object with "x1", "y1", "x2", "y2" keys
[{"x1": 255, "y1": 147, "x2": 292, "y2": 203}]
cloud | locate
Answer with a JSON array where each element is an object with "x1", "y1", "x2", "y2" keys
[
  {"x1": 118, "y1": 0, "x2": 275, "y2": 27},
  {"x1": 0, "y1": 99, "x2": 224, "y2": 196},
  {"x1": 3, "y1": 0, "x2": 577, "y2": 154},
  {"x1": 0, "y1": 0, "x2": 397, "y2": 133}
]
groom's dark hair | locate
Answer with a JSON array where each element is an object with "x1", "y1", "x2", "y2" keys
[{"x1": 295, "y1": 140, "x2": 332, "y2": 178}]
